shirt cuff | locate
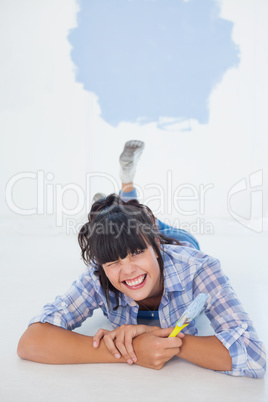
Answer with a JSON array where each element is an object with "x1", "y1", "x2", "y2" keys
[
  {"x1": 215, "y1": 323, "x2": 248, "y2": 376},
  {"x1": 28, "y1": 314, "x2": 67, "y2": 329},
  {"x1": 28, "y1": 297, "x2": 69, "y2": 329}
]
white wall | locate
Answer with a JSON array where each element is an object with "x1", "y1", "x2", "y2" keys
[
  {"x1": 0, "y1": 0, "x2": 89, "y2": 234},
  {"x1": 1, "y1": 0, "x2": 267, "y2": 239},
  {"x1": 86, "y1": 0, "x2": 268, "y2": 237}
]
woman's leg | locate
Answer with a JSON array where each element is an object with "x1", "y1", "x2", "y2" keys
[
  {"x1": 94, "y1": 140, "x2": 200, "y2": 249},
  {"x1": 119, "y1": 140, "x2": 145, "y2": 185},
  {"x1": 118, "y1": 141, "x2": 199, "y2": 249},
  {"x1": 156, "y1": 219, "x2": 200, "y2": 250},
  {"x1": 119, "y1": 140, "x2": 144, "y2": 202}
]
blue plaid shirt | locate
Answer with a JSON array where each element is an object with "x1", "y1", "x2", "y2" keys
[{"x1": 29, "y1": 243, "x2": 266, "y2": 378}]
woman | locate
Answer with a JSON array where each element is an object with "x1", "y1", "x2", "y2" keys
[{"x1": 17, "y1": 141, "x2": 266, "y2": 377}]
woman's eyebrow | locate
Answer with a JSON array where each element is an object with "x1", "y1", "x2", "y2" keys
[{"x1": 106, "y1": 260, "x2": 118, "y2": 267}]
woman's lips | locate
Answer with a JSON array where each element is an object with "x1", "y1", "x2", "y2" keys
[{"x1": 123, "y1": 274, "x2": 147, "y2": 290}]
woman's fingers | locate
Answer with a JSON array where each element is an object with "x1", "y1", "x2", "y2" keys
[
  {"x1": 93, "y1": 328, "x2": 134, "y2": 363},
  {"x1": 152, "y1": 334, "x2": 183, "y2": 367},
  {"x1": 92, "y1": 328, "x2": 110, "y2": 348},
  {"x1": 116, "y1": 330, "x2": 137, "y2": 363},
  {"x1": 103, "y1": 334, "x2": 122, "y2": 360},
  {"x1": 156, "y1": 328, "x2": 184, "y2": 350},
  {"x1": 152, "y1": 326, "x2": 185, "y2": 339},
  {"x1": 93, "y1": 325, "x2": 165, "y2": 365},
  {"x1": 151, "y1": 327, "x2": 175, "y2": 337}
]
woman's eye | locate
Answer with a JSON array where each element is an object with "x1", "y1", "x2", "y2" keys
[
  {"x1": 132, "y1": 250, "x2": 143, "y2": 256},
  {"x1": 105, "y1": 261, "x2": 118, "y2": 267}
]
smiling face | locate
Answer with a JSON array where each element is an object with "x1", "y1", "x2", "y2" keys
[
  {"x1": 102, "y1": 245, "x2": 163, "y2": 303},
  {"x1": 79, "y1": 195, "x2": 165, "y2": 307}
]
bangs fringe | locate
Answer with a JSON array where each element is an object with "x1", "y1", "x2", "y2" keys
[{"x1": 91, "y1": 218, "x2": 152, "y2": 265}]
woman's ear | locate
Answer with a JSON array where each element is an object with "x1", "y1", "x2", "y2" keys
[{"x1": 155, "y1": 238, "x2": 160, "y2": 256}]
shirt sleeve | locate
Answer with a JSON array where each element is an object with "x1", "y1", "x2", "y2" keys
[
  {"x1": 193, "y1": 256, "x2": 266, "y2": 378},
  {"x1": 28, "y1": 270, "x2": 103, "y2": 331}
]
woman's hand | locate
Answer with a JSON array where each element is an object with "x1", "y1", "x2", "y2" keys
[
  {"x1": 93, "y1": 325, "x2": 159, "y2": 364},
  {"x1": 133, "y1": 327, "x2": 185, "y2": 370}
]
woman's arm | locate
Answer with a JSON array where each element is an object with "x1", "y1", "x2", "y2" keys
[
  {"x1": 178, "y1": 334, "x2": 232, "y2": 371},
  {"x1": 17, "y1": 323, "x2": 182, "y2": 369},
  {"x1": 17, "y1": 323, "x2": 121, "y2": 364},
  {"x1": 192, "y1": 255, "x2": 266, "y2": 378}
]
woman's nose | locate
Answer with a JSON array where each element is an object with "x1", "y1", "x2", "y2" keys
[{"x1": 120, "y1": 258, "x2": 136, "y2": 277}]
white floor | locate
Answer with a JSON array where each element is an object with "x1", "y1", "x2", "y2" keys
[{"x1": 0, "y1": 220, "x2": 267, "y2": 402}]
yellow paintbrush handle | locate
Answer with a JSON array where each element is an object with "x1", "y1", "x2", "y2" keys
[{"x1": 169, "y1": 323, "x2": 188, "y2": 337}]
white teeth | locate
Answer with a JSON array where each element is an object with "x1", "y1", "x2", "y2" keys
[{"x1": 125, "y1": 274, "x2": 145, "y2": 287}]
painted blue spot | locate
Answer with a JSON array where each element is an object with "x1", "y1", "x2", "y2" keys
[{"x1": 68, "y1": 0, "x2": 240, "y2": 127}]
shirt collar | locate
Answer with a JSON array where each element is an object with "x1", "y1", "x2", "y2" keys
[
  {"x1": 161, "y1": 245, "x2": 185, "y2": 293},
  {"x1": 123, "y1": 294, "x2": 138, "y2": 307}
]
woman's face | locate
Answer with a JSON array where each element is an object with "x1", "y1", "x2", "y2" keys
[{"x1": 102, "y1": 245, "x2": 163, "y2": 302}]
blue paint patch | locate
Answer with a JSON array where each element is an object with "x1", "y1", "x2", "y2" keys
[{"x1": 68, "y1": 0, "x2": 240, "y2": 127}]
